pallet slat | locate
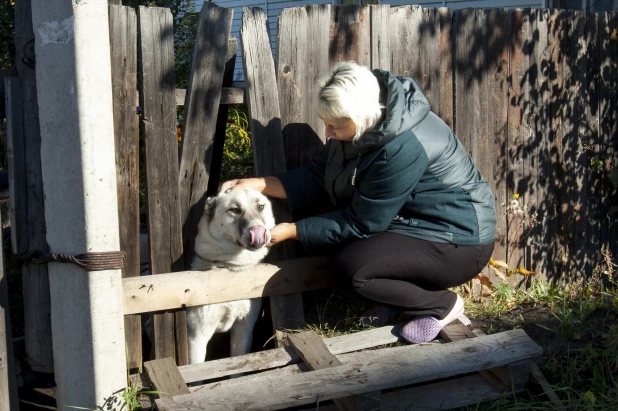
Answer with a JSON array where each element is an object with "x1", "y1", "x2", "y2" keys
[
  {"x1": 157, "y1": 329, "x2": 542, "y2": 410},
  {"x1": 144, "y1": 357, "x2": 191, "y2": 399}
]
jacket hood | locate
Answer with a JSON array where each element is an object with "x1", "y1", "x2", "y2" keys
[{"x1": 351, "y1": 70, "x2": 431, "y2": 150}]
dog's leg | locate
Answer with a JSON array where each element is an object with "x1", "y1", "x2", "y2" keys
[
  {"x1": 229, "y1": 299, "x2": 262, "y2": 357},
  {"x1": 187, "y1": 306, "x2": 218, "y2": 364}
]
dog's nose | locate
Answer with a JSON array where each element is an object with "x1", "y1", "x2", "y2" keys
[{"x1": 249, "y1": 225, "x2": 268, "y2": 247}]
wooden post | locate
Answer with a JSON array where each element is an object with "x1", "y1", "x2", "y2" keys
[
  {"x1": 139, "y1": 5, "x2": 186, "y2": 364},
  {"x1": 31, "y1": 0, "x2": 127, "y2": 407},
  {"x1": 109, "y1": 4, "x2": 141, "y2": 372},
  {"x1": 13, "y1": 0, "x2": 54, "y2": 374},
  {"x1": 0, "y1": 207, "x2": 19, "y2": 411}
]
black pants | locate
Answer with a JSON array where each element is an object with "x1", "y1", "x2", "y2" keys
[{"x1": 328, "y1": 232, "x2": 495, "y2": 320}]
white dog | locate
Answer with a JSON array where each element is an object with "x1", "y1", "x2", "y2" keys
[{"x1": 186, "y1": 188, "x2": 275, "y2": 365}]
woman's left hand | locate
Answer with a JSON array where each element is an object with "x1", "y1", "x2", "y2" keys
[{"x1": 268, "y1": 223, "x2": 299, "y2": 246}]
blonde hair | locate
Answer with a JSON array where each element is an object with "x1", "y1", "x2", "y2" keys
[{"x1": 314, "y1": 61, "x2": 383, "y2": 143}]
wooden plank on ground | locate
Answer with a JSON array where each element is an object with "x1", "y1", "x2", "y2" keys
[
  {"x1": 288, "y1": 331, "x2": 378, "y2": 411},
  {"x1": 329, "y1": 5, "x2": 370, "y2": 68},
  {"x1": 123, "y1": 256, "x2": 331, "y2": 315},
  {"x1": 4, "y1": 78, "x2": 27, "y2": 255},
  {"x1": 157, "y1": 329, "x2": 542, "y2": 410},
  {"x1": 15, "y1": 0, "x2": 53, "y2": 374},
  {"x1": 144, "y1": 357, "x2": 191, "y2": 399},
  {"x1": 530, "y1": 361, "x2": 567, "y2": 411},
  {"x1": 139, "y1": 5, "x2": 185, "y2": 364},
  {"x1": 370, "y1": 4, "x2": 390, "y2": 71},
  {"x1": 241, "y1": 6, "x2": 305, "y2": 342},
  {"x1": 109, "y1": 3, "x2": 141, "y2": 371},
  {"x1": 0, "y1": 209, "x2": 19, "y2": 411},
  {"x1": 178, "y1": 3, "x2": 233, "y2": 269},
  {"x1": 389, "y1": 5, "x2": 422, "y2": 78}
]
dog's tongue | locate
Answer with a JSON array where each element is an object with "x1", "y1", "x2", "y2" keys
[{"x1": 250, "y1": 225, "x2": 267, "y2": 246}]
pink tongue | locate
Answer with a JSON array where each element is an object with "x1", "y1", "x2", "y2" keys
[{"x1": 250, "y1": 225, "x2": 267, "y2": 246}]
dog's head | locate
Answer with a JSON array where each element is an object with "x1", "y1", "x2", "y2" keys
[{"x1": 201, "y1": 188, "x2": 275, "y2": 251}]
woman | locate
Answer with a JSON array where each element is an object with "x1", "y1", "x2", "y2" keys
[{"x1": 223, "y1": 61, "x2": 496, "y2": 344}]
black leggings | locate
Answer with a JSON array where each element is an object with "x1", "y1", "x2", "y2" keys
[{"x1": 328, "y1": 232, "x2": 494, "y2": 320}]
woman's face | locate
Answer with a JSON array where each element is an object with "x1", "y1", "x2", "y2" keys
[{"x1": 322, "y1": 117, "x2": 356, "y2": 142}]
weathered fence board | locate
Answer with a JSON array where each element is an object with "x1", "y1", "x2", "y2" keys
[
  {"x1": 178, "y1": 2, "x2": 234, "y2": 268},
  {"x1": 15, "y1": 0, "x2": 53, "y2": 374},
  {"x1": 438, "y1": 8, "x2": 454, "y2": 128},
  {"x1": 0, "y1": 210, "x2": 19, "y2": 411},
  {"x1": 419, "y1": 8, "x2": 441, "y2": 111},
  {"x1": 109, "y1": 4, "x2": 142, "y2": 371},
  {"x1": 5, "y1": 78, "x2": 27, "y2": 256},
  {"x1": 139, "y1": 6, "x2": 186, "y2": 364},
  {"x1": 390, "y1": 5, "x2": 422, "y2": 79},
  {"x1": 329, "y1": 5, "x2": 370, "y2": 68},
  {"x1": 370, "y1": 4, "x2": 390, "y2": 71},
  {"x1": 241, "y1": 6, "x2": 306, "y2": 343}
]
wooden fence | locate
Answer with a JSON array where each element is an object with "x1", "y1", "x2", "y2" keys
[{"x1": 4, "y1": 1, "x2": 618, "y2": 379}]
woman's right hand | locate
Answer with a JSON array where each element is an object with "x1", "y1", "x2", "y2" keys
[{"x1": 221, "y1": 178, "x2": 266, "y2": 193}]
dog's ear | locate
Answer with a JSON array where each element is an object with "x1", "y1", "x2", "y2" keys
[{"x1": 204, "y1": 196, "x2": 217, "y2": 222}]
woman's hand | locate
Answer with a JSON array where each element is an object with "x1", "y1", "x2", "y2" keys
[
  {"x1": 268, "y1": 223, "x2": 299, "y2": 246},
  {"x1": 221, "y1": 178, "x2": 266, "y2": 193}
]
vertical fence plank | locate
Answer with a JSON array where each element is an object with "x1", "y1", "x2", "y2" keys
[
  {"x1": 507, "y1": 9, "x2": 527, "y2": 287},
  {"x1": 420, "y1": 8, "x2": 441, "y2": 112},
  {"x1": 5, "y1": 78, "x2": 27, "y2": 256},
  {"x1": 439, "y1": 8, "x2": 454, "y2": 129},
  {"x1": 485, "y1": 9, "x2": 508, "y2": 284},
  {"x1": 370, "y1": 4, "x2": 391, "y2": 71},
  {"x1": 277, "y1": 5, "x2": 329, "y2": 172},
  {"x1": 528, "y1": 9, "x2": 551, "y2": 276},
  {"x1": 109, "y1": 4, "x2": 141, "y2": 371},
  {"x1": 179, "y1": 3, "x2": 234, "y2": 269},
  {"x1": 242, "y1": 6, "x2": 306, "y2": 343},
  {"x1": 547, "y1": 9, "x2": 567, "y2": 281},
  {"x1": 0, "y1": 209, "x2": 19, "y2": 411},
  {"x1": 329, "y1": 5, "x2": 371, "y2": 68},
  {"x1": 389, "y1": 5, "x2": 422, "y2": 78},
  {"x1": 139, "y1": 6, "x2": 185, "y2": 363},
  {"x1": 14, "y1": 0, "x2": 54, "y2": 374},
  {"x1": 600, "y1": 13, "x2": 618, "y2": 260}
]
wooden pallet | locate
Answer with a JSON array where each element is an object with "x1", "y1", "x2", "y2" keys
[{"x1": 143, "y1": 321, "x2": 544, "y2": 410}]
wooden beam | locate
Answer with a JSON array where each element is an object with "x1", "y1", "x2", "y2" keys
[
  {"x1": 175, "y1": 87, "x2": 244, "y2": 106},
  {"x1": 144, "y1": 357, "x2": 191, "y2": 399},
  {"x1": 156, "y1": 329, "x2": 542, "y2": 410},
  {"x1": 288, "y1": 331, "x2": 379, "y2": 411},
  {"x1": 530, "y1": 362, "x2": 567, "y2": 411},
  {"x1": 123, "y1": 256, "x2": 332, "y2": 315}
]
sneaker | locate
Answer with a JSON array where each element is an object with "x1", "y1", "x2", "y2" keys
[
  {"x1": 360, "y1": 305, "x2": 400, "y2": 328},
  {"x1": 399, "y1": 295, "x2": 464, "y2": 344}
]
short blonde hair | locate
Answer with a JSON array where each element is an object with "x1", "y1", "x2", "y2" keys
[{"x1": 314, "y1": 61, "x2": 383, "y2": 144}]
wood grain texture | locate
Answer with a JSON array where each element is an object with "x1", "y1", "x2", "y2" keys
[
  {"x1": 109, "y1": 4, "x2": 142, "y2": 371},
  {"x1": 144, "y1": 357, "x2": 190, "y2": 399},
  {"x1": 439, "y1": 7, "x2": 454, "y2": 128},
  {"x1": 329, "y1": 5, "x2": 370, "y2": 68},
  {"x1": 15, "y1": 0, "x2": 53, "y2": 373},
  {"x1": 139, "y1": 5, "x2": 185, "y2": 363},
  {"x1": 389, "y1": 5, "x2": 422, "y2": 78},
  {"x1": 178, "y1": 3, "x2": 233, "y2": 268},
  {"x1": 370, "y1": 4, "x2": 390, "y2": 71},
  {"x1": 157, "y1": 329, "x2": 541, "y2": 410},
  {"x1": 4, "y1": 78, "x2": 27, "y2": 255},
  {"x1": 123, "y1": 256, "x2": 332, "y2": 315},
  {"x1": 420, "y1": 7, "x2": 441, "y2": 111}
]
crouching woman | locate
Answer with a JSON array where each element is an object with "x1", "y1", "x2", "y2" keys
[{"x1": 223, "y1": 61, "x2": 496, "y2": 343}]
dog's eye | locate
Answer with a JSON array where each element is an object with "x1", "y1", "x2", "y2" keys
[
  {"x1": 257, "y1": 204, "x2": 264, "y2": 212},
  {"x1": 229, "y1": 207, "x2": 241, "y2": 215}
]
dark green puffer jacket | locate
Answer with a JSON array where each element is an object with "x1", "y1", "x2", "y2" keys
[{"x1": 277, "y1": 70, "x2": 496, "y2": 249}]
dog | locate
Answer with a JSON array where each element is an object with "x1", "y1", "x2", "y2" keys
[{"x1": 186, "y1": 188, "x2": 275, "y2": 365}]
